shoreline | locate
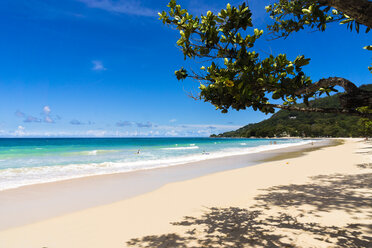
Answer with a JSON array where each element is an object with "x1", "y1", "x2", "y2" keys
[
  {"x1": 0, "y1": 138, "x2": 370, "y2": 248},
  {"x1": 0, "y1": 138, "x2": 320, "y2": 192},
  {"x1": 0, "y1": 139, "x2": 332, "y2": 231}
]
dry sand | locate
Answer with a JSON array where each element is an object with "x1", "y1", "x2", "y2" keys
[{"x1": 0, "y1": 138, "x2": 371, "y2": 248}]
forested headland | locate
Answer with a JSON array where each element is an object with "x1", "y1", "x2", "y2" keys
[{"x1": 212, "y1": 85, "x2": 372, "y2": 138}]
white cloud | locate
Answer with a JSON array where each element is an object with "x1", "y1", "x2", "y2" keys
[
  {"x1": 139, "y1": 123, "x2": 243, "y2": 137},
  {"x1": 2, "y1": 120, "x2": 241, "y2": 137},
  {"x1": 42, "y1": 106, "x2": 55, "y2": 123},
  {"x1": 197, "y1": 129, "x2": 212, "y2": 135},
  {"x1": 165, "y1": 130, "x2": 178, "y2": 136},
  {"x1": 169, "y1": 119, "x2": 177, "y2": 123},
  {"x1": 15, "y1": 106, "x2": 58, "y2": 124},
  {"x1": 92, "y1": 60, "x2": 106, "y2": 71},
  {"x1": 43, "y1": 105, "x2": 51, "y2": 115},
  {"x1": 116, "y1": 121, "x2": 153, "y2": 128},
  {"x1": 44, "y1": 116, "x2": 54, "y2": 123},
  {"x1": 176, "y1": 124, "x2": 241, "y2": 130},
  {"x1": 15, "y1": 126, "x2": 26, "y2": 136},
  {"x1": 78, "y1": 0, "x2": 156, "y2": 17},
  {"x1": 86, "y1": 130, "x2": 107, "y2": 137}
]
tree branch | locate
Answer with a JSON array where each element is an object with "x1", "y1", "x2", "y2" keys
[
  {"x1": 295, "y1": 77, "x2": 372, "y2": 109},
  {"x1": 320, "y1": 0, "x2": 372, "y2": 28},
  {"x1": 267, "y1": 104, "x2": 372, "y2": 118},
  {"x1": 295, "y1": 77, "x2": 358, "y2": 95}
]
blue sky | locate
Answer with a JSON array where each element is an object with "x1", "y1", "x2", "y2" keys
[{"x1": 0, "y1": 0, "x2": 370, "y2": 137}]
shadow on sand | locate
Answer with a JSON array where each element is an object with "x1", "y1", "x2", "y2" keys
[
  {"x1": 356, "y1": 163, "x2": 372, "y2": 169},
  {"x1": 127, "y1": 172, "x2": 372, "y2": 248},
  {"x1": 253, "y1": 173, "x2": 372, "y2": 214}
]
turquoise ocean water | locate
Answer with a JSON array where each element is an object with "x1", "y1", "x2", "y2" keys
[{"x1": 0, "y1": 138, "x2": 314, "y2": 191}]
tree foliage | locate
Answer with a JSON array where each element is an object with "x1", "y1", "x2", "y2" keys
[
  {"x1": 159, "y1": 0, "x2": 372, "y2": 117},
  {"x1": 357, "y1": 106, "x2": 372, "y2": 137},
  {"x1": 266, "y1": 0, "x2": 371, "y2": 38}
]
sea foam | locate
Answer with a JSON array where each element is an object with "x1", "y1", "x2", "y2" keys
[{"x1": 0, "y1": 139, "x2": 318, "y2": 191}]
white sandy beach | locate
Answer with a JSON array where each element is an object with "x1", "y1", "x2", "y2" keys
[{"x1": 0, "y1": 138, "x2": 371, "y2": 248}]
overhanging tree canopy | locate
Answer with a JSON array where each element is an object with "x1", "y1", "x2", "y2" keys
[{"x1": 159, "y1": 0, "x2": 372, "y2": 117}]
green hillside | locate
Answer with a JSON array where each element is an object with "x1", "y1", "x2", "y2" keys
[{"x1": 212, "y1": 85, "x2": 372, "y2": 138}]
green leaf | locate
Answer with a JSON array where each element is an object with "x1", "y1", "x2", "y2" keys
[
  {"x1": 340, "y1": 19, "x2": 353, "y2": 25},
  {"x1": 175, "y1": 67, "x2": 188, "y2": 80}
]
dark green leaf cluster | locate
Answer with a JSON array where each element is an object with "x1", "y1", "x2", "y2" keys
[
  {"x1": 358, "y1": 118, "x2": 372, "y2": 137},
  {"x1": 213, "y1": 85, "x2": 372, "y2": 138},
  {"x1": 266, "y1": 0, "x2": 370, "y2": 39},
  {"x1": 160, "y1": 1, "x2": 315, "y2": 114},
  {"x1": 356, "y1": 105, "x2": 372, "y2": 136},
  {"x1": 363, "y1": 45, "x2": 372, "y2": 73}
]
